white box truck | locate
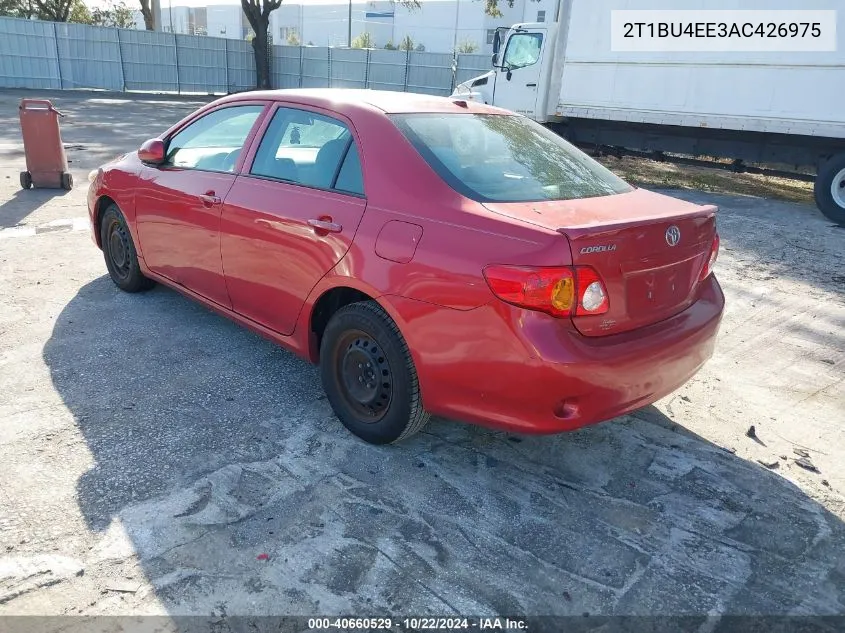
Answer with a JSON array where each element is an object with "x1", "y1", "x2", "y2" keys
[{"x1": 451, "y1": 0, "x2": 845, "y2": 224}]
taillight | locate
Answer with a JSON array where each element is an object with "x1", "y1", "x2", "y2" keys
[
  {"x1": 699, "y1": 233, "x2": 720, "y2": 280},
  {"x1": 574, "y1": 267, "x2": 609, "y2": 316},
  {"x1": 483, "y1": 265, "x2": 609, "y2": 318}
]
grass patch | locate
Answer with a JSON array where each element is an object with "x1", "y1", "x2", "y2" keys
[{"x1": 596, "y1": 155, "x2": 815, "y2": 206}]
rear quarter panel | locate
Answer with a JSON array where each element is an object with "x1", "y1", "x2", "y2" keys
[{"x1": 324, "y1": 106, "x2": 576, "y2": 310}]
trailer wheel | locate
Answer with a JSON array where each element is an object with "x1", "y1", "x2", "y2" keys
[
  {"x1": 815, "y1": 153, "x2": 845, "y2": 225},
  {"x1": 20, "y1": 171, "x2": 32, "y2": 190},
  {"x1": 60, "y1": 172, "x2": 73, "y2": 191}
]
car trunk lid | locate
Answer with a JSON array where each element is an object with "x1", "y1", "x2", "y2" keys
[{"x1": 483, "y1": 188, "x2": 717, "y2": 336}]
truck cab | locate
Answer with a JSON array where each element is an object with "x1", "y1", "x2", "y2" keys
[{"x1": 453, "y1": 23, "x2": 559, "y2": 122}]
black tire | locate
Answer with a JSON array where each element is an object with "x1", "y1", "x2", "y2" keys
[
  {"x1": 320, "y1": 301, "x2": 429, "y2": 444},
  {"x1": 814, "y1": 153, "x2": 845, "y2": 225},
  {"x1": 99, "y1": 204, "x2": 155, "y2": 293},
  {"x1": 61, "y1": 172, "x2": 73, "y2": 191},
  {"x1": 20, "y1": 171, "x2": 32, "y2": 190}
]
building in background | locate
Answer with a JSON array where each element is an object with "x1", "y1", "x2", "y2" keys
[
  {"x1": 159, "y1": 5, "x2": 208, "y2": 34},
  {"x1": 207, "y1": 5, "x2": 249, "y2": 39},
  {"x1": 148, "y1": 0, "x2": 558, "y2": 54}
]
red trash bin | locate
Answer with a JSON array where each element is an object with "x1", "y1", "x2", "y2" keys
[{"x1": 18, "y1": 98, "x2": 73, "y2": 191}]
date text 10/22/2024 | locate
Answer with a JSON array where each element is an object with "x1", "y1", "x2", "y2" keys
[{"x1": 307, "y1": 617, "x2": 528, "y2": 630}]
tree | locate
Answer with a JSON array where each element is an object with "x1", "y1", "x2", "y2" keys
[
  {"x1": 33, "y1": 0, "x2": 74, "y2": 21},
  {"x1": 414, "y1": 43, "x2": 425, "y2": 52},
  {"x1": 241, "y1": 0, "x2": 282, "y2": 90},
  {"x1": 3, "y1": 0, "x2": 137, "y2": 24},
  {"x1": 456, "y1": 39, "x2": 479, "y2": 54},
  {"x1": 138, "y1": 0, "x2": 154, "y2": 30},
  {"x1": 481, "y1": 0, "x2": 514, "y2": 18},
  {"x1": 351, "y1": 31, "x2": 374, "y2": 49},
  {"x1": 0, "y1": 0, "x2": 37, "y2": 19},
  {"x1": 67, "y1": 0, "x2": 89, "y2": 22},
  {"x1": 91, "y1": 0, "x2": 136, "y2": 27},
  {"x1": 397, "y1": 35, "x2": 414, "y2": 51},
  {"x1": 383, "y1": 40, "x2": 396, "y2": 50},
  {"x1": 286, "y1": 31, "x2": 300, "y2": 46}
]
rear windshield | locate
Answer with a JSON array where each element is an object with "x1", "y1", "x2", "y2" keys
[{"x1": 391, "y1": 113, "x2": 633, "y2": 203}]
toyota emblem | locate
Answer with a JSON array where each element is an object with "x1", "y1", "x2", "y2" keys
[{"x1": 665, "y1": 225, "x2": 681, "y2": 247}]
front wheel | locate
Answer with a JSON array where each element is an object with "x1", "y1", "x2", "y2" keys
[
  {"x1": 320, "y1": 301, "x2": 430, "y2": 444},
  {"x1": 100, "y1": 204, "x2": 155, "y2": 293},
  {"x1": 814, "y1": 153, "x2": 845, "y2": 225}
]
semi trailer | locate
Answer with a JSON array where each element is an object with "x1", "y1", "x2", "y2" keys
[{"x1": 451, "y1": 0, "x2": 845, "y2": 224}]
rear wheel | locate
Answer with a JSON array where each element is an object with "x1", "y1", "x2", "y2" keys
[
  {"x1": 320, "y1": 301, "x2": 429, "y2": 444},
  {"x1": 100, "y1": 204, "x2": 155, "y2": 293},
  {"x1": 61, "y1": 172, "x2": 73, "y2": 191},
  {"x1": 814, "y1": 153, "x2": 845, "y2": 225},
  {"x1": 20, "y1": 171, "x2": 32, "y2": 190}
]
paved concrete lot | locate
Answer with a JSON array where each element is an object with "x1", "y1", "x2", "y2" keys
[{"x1": 0, "y1": 90, "x2": 844, "y2": 624}]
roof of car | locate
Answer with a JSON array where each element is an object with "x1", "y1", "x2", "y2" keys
[{"x1": 222, "y1": 88, "x2": 509, "y2": 116}]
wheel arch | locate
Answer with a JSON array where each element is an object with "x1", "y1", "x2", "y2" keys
[
  {"x1": 92, "y1": 194, "x2": 118, "y2": 249},
  {"x1": 302, "y1": 277, "x2": 411, "y2": 365}
]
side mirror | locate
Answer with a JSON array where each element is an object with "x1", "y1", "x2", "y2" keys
[
  {"x1": 138, "y1": 138, "x2": 165, "y2": 165},
  {"x1": 491, "y1": 52, "x2": 498, "y2": 67}
]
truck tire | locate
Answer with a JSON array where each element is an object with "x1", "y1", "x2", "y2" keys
[{"x1": 815, "y1": 153, "x2": 845, "y2": 225}]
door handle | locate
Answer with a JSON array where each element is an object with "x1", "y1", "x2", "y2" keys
[
  {"x1": 526, "y1": 83, "x2": 537, "y2": 87},
  {"x1": 199, "y1": 192, "x2": 221, "y2": 207},
  {"x1": 308, "y1": 218, "x2": 343, "y2": 233}
]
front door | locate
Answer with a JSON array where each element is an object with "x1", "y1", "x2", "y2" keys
[
  {"x1": 494, "y1": 30, "x2": 546, "y2": 117},
  {"x1": 220, "y1": 105, "x2": 367, "y2": 335},
  {"x1": 135, "y1": 104, "x2": 266, "y2": 308}
]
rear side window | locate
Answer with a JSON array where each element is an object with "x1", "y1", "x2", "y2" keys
[
  {"x1": 334, "y1": 144, "x2": 364, "y2": 195},
  {"x1": 391, "y1": 113, "x2": 632, "y2": 203},
  {"x1": 251, "y1": 107, "x2": 364, "y2": 195}
]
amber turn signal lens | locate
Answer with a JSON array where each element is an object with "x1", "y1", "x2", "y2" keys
[{"x1": 551, "y1": 277, "x2": 575, "y2": 312}]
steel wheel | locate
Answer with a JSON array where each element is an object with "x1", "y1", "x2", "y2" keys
[
  {"x1": 332, "y1": 329, "x2": 393, "y2": 422},
  {"x1": 99, "y1": 204, "x2": 155, "y2": 293},
  {"x1": 320, "y1": 301, "x2": 429, "y2": 444},
  {"x1": 106, "y1": 217, "x2": 132, "y2": 283}
]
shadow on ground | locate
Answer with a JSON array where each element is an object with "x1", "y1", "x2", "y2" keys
[
  {"x1": 41, "y1": 276, "x2": 845, "y2": 622},
  {"x1": 0, "y1": 189, "x2": 71, "y2": 228}
]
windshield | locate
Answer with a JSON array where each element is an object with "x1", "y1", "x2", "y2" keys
[{"x1": 391, "y1": 113, "x2": 633, "y2": 203}]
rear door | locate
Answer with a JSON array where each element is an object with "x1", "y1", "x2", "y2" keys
[{"x1": 220, "y1": 105, "x2": 367, "y2": 336}]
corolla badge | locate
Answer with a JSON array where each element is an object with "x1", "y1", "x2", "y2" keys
[{"x1": 665, "y1": 225, "x2": 681, "y2": 247}]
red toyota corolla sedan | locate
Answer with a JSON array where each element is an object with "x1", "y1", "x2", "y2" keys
[{"x1": 87, "y1": 89, "x2": 723, "y2": 444}]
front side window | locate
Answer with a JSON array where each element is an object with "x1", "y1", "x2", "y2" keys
[
  {"x1": 392, "y1": 113, "x2": 633, "y2": 203},
  {"x1": 166, "y1": 105, "x2": 263, "y2": 172},
  {"x1": 251, "y1": 107, "x2": 363, "y2": 194},
  {"x1": 503, "y1": 33, "x2": 543, "y2": 70}
]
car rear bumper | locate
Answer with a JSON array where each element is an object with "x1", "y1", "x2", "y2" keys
[{"x1": 389, "y1": 274, "x2": 724, "y2": 434}]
